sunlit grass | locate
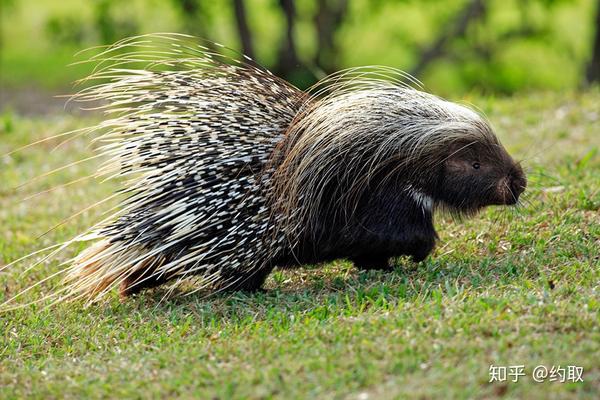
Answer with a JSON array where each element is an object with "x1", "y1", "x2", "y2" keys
[{"x1": 0, "y1": 91, "x2": 598, "y2": 398}]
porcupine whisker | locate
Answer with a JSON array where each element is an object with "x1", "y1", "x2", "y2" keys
[
  {"x1": 505, "y1": 180, "x2": 518, "y2": 205},
  {"x1": 54, "y1": 128, "x2": 102, "y2": 153},
  {"x1": 497, "y1": 181, "x2": 514, "y2": 223},
  {"x1": 518, "y1": 194, "x2": 534, "y2": 210},
  {"x1": 519, "y1": 134, "x2": 560, "y2": 165}
]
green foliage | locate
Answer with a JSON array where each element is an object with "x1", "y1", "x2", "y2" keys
[
  {"x1": 0, "y1": 91, "x2": 599, "y2": 398},
  {"x1": 93, "y1": 0, "x2": 139, "y2": 44},
  {"x1": 0, "y1": 110, "x2": 14, "y2": 134},
  {"x1": 0, "y1": 0, "x2": 596, "y2": 93},
  {"x1": 45, "y1": 15, "x2": 87, "y2": 45}
]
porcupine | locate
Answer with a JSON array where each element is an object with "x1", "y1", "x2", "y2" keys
[{"x1": 7, "y1": 34, "x2": 526, "y2": 305}]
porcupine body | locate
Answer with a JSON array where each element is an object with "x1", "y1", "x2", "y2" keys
[{"x1": 9, "y1": 34, "x2": 526, "y2": 305}]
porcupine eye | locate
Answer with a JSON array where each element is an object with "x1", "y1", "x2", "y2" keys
[{"x1": 472, "y1": 162, "x2": 481, "y2": 170}]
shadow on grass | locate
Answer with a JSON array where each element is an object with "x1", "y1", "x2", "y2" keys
[{"x1": 113, "y1": 252, "x2": 535, "y2": 323}]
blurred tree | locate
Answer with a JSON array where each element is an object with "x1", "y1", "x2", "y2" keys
[
  {"x1": 2, "y1": 0, "x2": 595, "y2": 93},
  {"x1": 314, "y1": 0, "x2": 348, "y2": 74},
  {"x1": 586, "y1": 0, "x2": 600, "y2": 84},
  {"x1": 0, "y1": 0, "x2": 16, "y2": 50},
  {"x1": 46, "y1": 15, "x2": 87, "y2": 46},
  {"x1": 275, "y1": 0, "x2": 302, "y2": 76},
  {"x1": 93, "y1": 0, "x2": 138, "y2": 44},
  {"x1": 171, "y1": 0, "x2": 212, "y2": 39},
  {"x1": 232, "y1": 0, "x2": 255, "y2": 59},
  {"x1": 410, "y1": 0, "x2": 487, "y2": 78},
  {"x1": 272, "y1": 0, "x2": 349, "y2": 85},
  {"x1": 405, "y1": 0, "x2": 575, "y2": 92}
]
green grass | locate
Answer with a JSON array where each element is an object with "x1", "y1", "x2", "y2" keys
[{"x1": 0, "y1": 91, "x2": 599, "y2": 399}]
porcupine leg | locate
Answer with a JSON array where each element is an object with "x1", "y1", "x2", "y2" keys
[
  {"x1": 351, "y1": 254, "x2": 392, "y2": 271},
  {"x1": 409, "y1": 236, "x2": 436, "y2": 263},
  {"x1": 119, "y1": 268, "x2": 169, "y2": 298},
  {"x1": 214, "y1": 266, "x2": 274, "y2": 293}
]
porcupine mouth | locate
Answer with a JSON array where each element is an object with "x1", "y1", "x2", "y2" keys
[{"x1": 440, "y1": 187, "x2": 523, "y2": 217}]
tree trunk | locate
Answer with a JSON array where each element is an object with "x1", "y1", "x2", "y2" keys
[
  {"x1": 275, "y1": 0, "x2": 301, "y2": 77},
  {"x1": 410, "y1": 0, "x2": 487, "y2": 78},
  {"x1": 171, "y1": 0, "x2": 209, "y2": 39},
  {"x1": 314, "y1": 0, "x2": 348, "y2": 74},
  {"x1": 232, "y1": 0, "x2": 255, "y2": 59},
  {"x1": 586, "y1": 0, "x2": 600, "y2": 84}
]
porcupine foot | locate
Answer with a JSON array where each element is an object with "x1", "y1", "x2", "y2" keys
[
  {"x1": 119, "y1": 269, "x2": 169, "y2": 299},
  {"x1": 409, "y1": 237, "x2": 436, "y2": 263},
  {"x1": 351, "y1": 236, "x2": 435, "y2": 271},
  {"x1": 213, "y1": 266, "x2": 274, "y2": 293},
  {"x1": 351, "y1": 255, "x2": 392, "y2": 271}
]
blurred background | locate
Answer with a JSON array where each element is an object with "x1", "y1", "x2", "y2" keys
[{"x1": 0, "y1": 0, "x2": 599, "y2": 114}]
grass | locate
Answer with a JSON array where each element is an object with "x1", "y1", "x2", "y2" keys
[{"x1": 0, "y1": 90, "x2": 599, "y2": 399}]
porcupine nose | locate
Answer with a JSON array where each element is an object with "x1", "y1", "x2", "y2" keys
[{"x1": 507, "y1": 166, "x2": 526, "y2": 204}]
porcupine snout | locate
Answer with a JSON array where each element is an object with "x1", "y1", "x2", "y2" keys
[{"x1": 500, "y1": 163, "x2": 527, "y2": 205}]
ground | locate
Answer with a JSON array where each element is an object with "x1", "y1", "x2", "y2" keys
[{"x1": 0, "y1": 91, "x2": 598, "y2": 399}]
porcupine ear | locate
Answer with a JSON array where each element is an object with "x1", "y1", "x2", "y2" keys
[{"x1": 1, "y1": 33, "x2": 298, "y2": 310}]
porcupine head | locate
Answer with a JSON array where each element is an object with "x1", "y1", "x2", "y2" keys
[{"x1": 274, "y1": 87, "x2": 527, "y2": 270}]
